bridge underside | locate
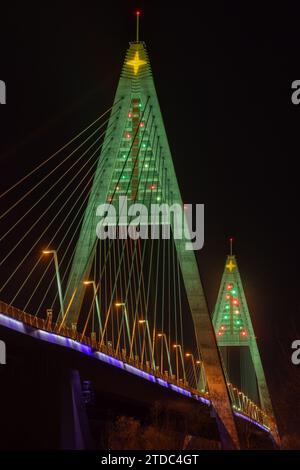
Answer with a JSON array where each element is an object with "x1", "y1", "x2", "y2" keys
[{"x1": 0, "y1": 322, "x2": 275, "y2": 450}]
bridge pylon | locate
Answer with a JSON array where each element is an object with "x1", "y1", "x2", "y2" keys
[
  {"x1": 212, "y1": 244, "x2": 280, "y2": 446},
  {"x1": 64, "y1": 26, "x2": 240, "y2": 448}
]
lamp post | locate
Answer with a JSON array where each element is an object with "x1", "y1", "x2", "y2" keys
[
  {"x1": 42, "y1": 250, "x2": 64, "y2": 322},
  {"x1": 58, "y1": 287, "x2": 77, "y2": 332},
  {"x1": 157, "y1": 333, "x2": 172, "y2": 376},
  {"x1": 196, "y1": 359, "x2": 206, "y2": 392},
  {"x1": 173, "y1": 344, "x2": 186, "y2": 384},
  {"x1": 115, "y1": 302, "x2": 131, "y2": 354},
  {"x1": 185, "y1": 353, "x2": 197, "y2": 388},
  {"x1": 83, "y1": 281, "x2": 102, "y2": 334},
  {"x1": 139, "y1": 320, "x2": 155, "y2": 368},
  {"x1": 238, "y1": 391, "x2": 245, "y2": 412},
  {"x1": 129, "y1": 316, "x2": 137, "y2": 360}
]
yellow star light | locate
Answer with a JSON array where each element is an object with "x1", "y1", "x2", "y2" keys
[
  {"x1": 126, "y1": 51, "x2": 147, "y2": 75},
  {"x1": 226, "y1": 259, "x2": 236, "y2": 272}
]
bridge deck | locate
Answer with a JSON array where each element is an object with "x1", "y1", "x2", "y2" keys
[{"x1": 0, "y1": 300, "x2": 274, "y2": 441}]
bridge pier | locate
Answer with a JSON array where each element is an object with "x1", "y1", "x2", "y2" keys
[
  {"x1": 60, "y1": 369, "x2": 93, "y2": 450},
  {"x1": 210, "y1": 408, "x2": 237, "y2": 450}
]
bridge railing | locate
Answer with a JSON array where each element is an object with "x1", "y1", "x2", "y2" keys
[
  {"x1": 0, "y1": 301, "x2": 46, "y2": 330},
  {"x1": 227, "y1": 382, "x2": 271, "y2": 430},
  {"x1": 0, "y1": 300, "x2": 273, "y2": 432}
]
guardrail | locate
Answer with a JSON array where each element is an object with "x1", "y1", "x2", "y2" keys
[{"x1": 0, "y1": 300, "x2": 274, "y2": 433}]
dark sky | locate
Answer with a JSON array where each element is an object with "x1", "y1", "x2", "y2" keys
[{"x1": 1, "y1": 1, "x2": 300, "y2": 442}]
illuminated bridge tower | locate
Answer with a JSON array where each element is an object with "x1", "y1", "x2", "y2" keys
[
  {"x1": 212, "y1": 241, "x2": 279, "y2": 442},
  {"x1": 65, "y1": 14, "x2": 240, "y2": 448}
]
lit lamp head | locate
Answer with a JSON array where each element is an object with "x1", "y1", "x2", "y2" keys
[
  {"x1": 115, "y1": 302, "x2": 125, "y2": 307},
  {"x1": 138, "y1": 319, "x2": 146, "y2": 324},
  {"x1": 42, "y1": 249, "x2": 55, "y2": 255},
  {"x1": 185, "y1": 353, "x2": 192, "y2": 357},
  {"x1": 83, "y1": 281, "x2": 93, "y2": 286}
]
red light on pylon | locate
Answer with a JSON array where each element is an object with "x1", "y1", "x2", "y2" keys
[
  {"x1": 233, "y1": 299, "x2": 239, "y2": 305},
  {"x1": 136, "y1": 10, "x2": 141, "y2": 16},
  {"x1": 227, "y1": 283, "x2": 233, "y2": 290},
  {"x1": 128, "y1": 112, "x2": 132, "y2": 118},
  {"x1": 150, "y1": 184, "x2": 156, "y2": 190},
  {"x1": 217, "y1": 332, "x2": 222, "y2": 336},
  {"x1": 225, "y1": 294, "x2": 230, "y2": 300},
  {"x1": 140, "y1": 122, "x2": 145, "y2": 127},
  {"x1": 241, "y1": 331, "x2": 247, "y2": 337}
]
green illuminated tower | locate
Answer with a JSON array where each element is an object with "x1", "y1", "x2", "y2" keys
[
  {"x1": 64, "y1": 16, "x2": 240, "y2": 448},
  {"x1": 212, "y1": 241, "x2": 279, "y2": 440}
]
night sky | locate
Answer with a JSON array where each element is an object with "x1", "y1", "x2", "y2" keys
[{"x1": 1, "y1": 1, "x2": 300, "y2": 444}]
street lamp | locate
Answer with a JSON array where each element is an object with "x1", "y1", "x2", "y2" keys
[
  {"x1": 115, "y1": 302, "x2": 131, "y2": 354},
  {"x1": 83, "y1": 281, "x2": 102, "y2": 334},
  {"x1": 42, "y1": 250, "x2": 64, "y2": 322},
  {"x1": 157, "y1": 333, "x2": 172, "y2": 376},
  {"x1": 58, "y1": 287, "x2": 77, "y2": 332},
  {"x1": 138, "y1": 320, "x2": 155, "y2": 368},
  {"x1": 195, "y1": 359, "x2": 206, "y2": 392},
  {"x1": 173, "y1": 344, "x2": 186, "y2": 384},
  {"x1": 185, "y1": 353, "x2": 197, "y2": 388},
  {"x1": 129, "y1": 316, "x2": 137, "y2": 360}
]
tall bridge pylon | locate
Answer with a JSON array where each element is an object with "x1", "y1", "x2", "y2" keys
[
  {"x1": 212, "y1": 242, "x2": 280, "y2": 444},
  {"x1": 64, "y1": 24, "x2": 240, "y2": 448}
]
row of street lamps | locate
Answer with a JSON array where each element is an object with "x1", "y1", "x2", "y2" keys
[{"x1": 42, "y1": 249, "x2": 205, "y2": 388}]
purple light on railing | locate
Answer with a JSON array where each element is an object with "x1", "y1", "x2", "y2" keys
[
  {"x1": 31, "y1": 329, "x2": 92, "y2": 355},
  {"x1": 124, "y1": 364, "x2": 156, "y2": 383},
  {"x1": 234, "y1": 411, "x2": 270, "y2": 433},
  {"x1": 194, "y1": 394, "x2": 210, "y2": 405},
  {"x1": 94, "y1": 351, "x2": 124, "y2": 369},
  {"x1": 157, "y1": 378, "x2": 169, "y2": 388},
  {"x1": 170, "y1": 384, "x2": 192, "y2": 397},
  {"x1": 0, "y1": 314, "x2": 27, "y2": 333},
  {"x1": 0, "y1": 312, "x2": 212, "y2": 411}
]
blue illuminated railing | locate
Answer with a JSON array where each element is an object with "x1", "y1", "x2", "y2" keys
[{"x1": 0, "y1": 300, "x2": 274, "y2": 434}]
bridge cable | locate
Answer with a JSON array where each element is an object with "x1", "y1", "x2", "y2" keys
[
  {"x1": 2, "y1": 132, "x2": 114, "y2": 296},
  {"x1": 10, "y1": 137, "x2": 111, "y2": 309},
  {"x1": 0, "y1": 100, "x2": 122, "y2": 201}
]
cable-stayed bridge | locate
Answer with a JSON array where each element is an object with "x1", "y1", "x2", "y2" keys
[{"x1": 0, "y1": 25, "x2": 279, "y2": 450}]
